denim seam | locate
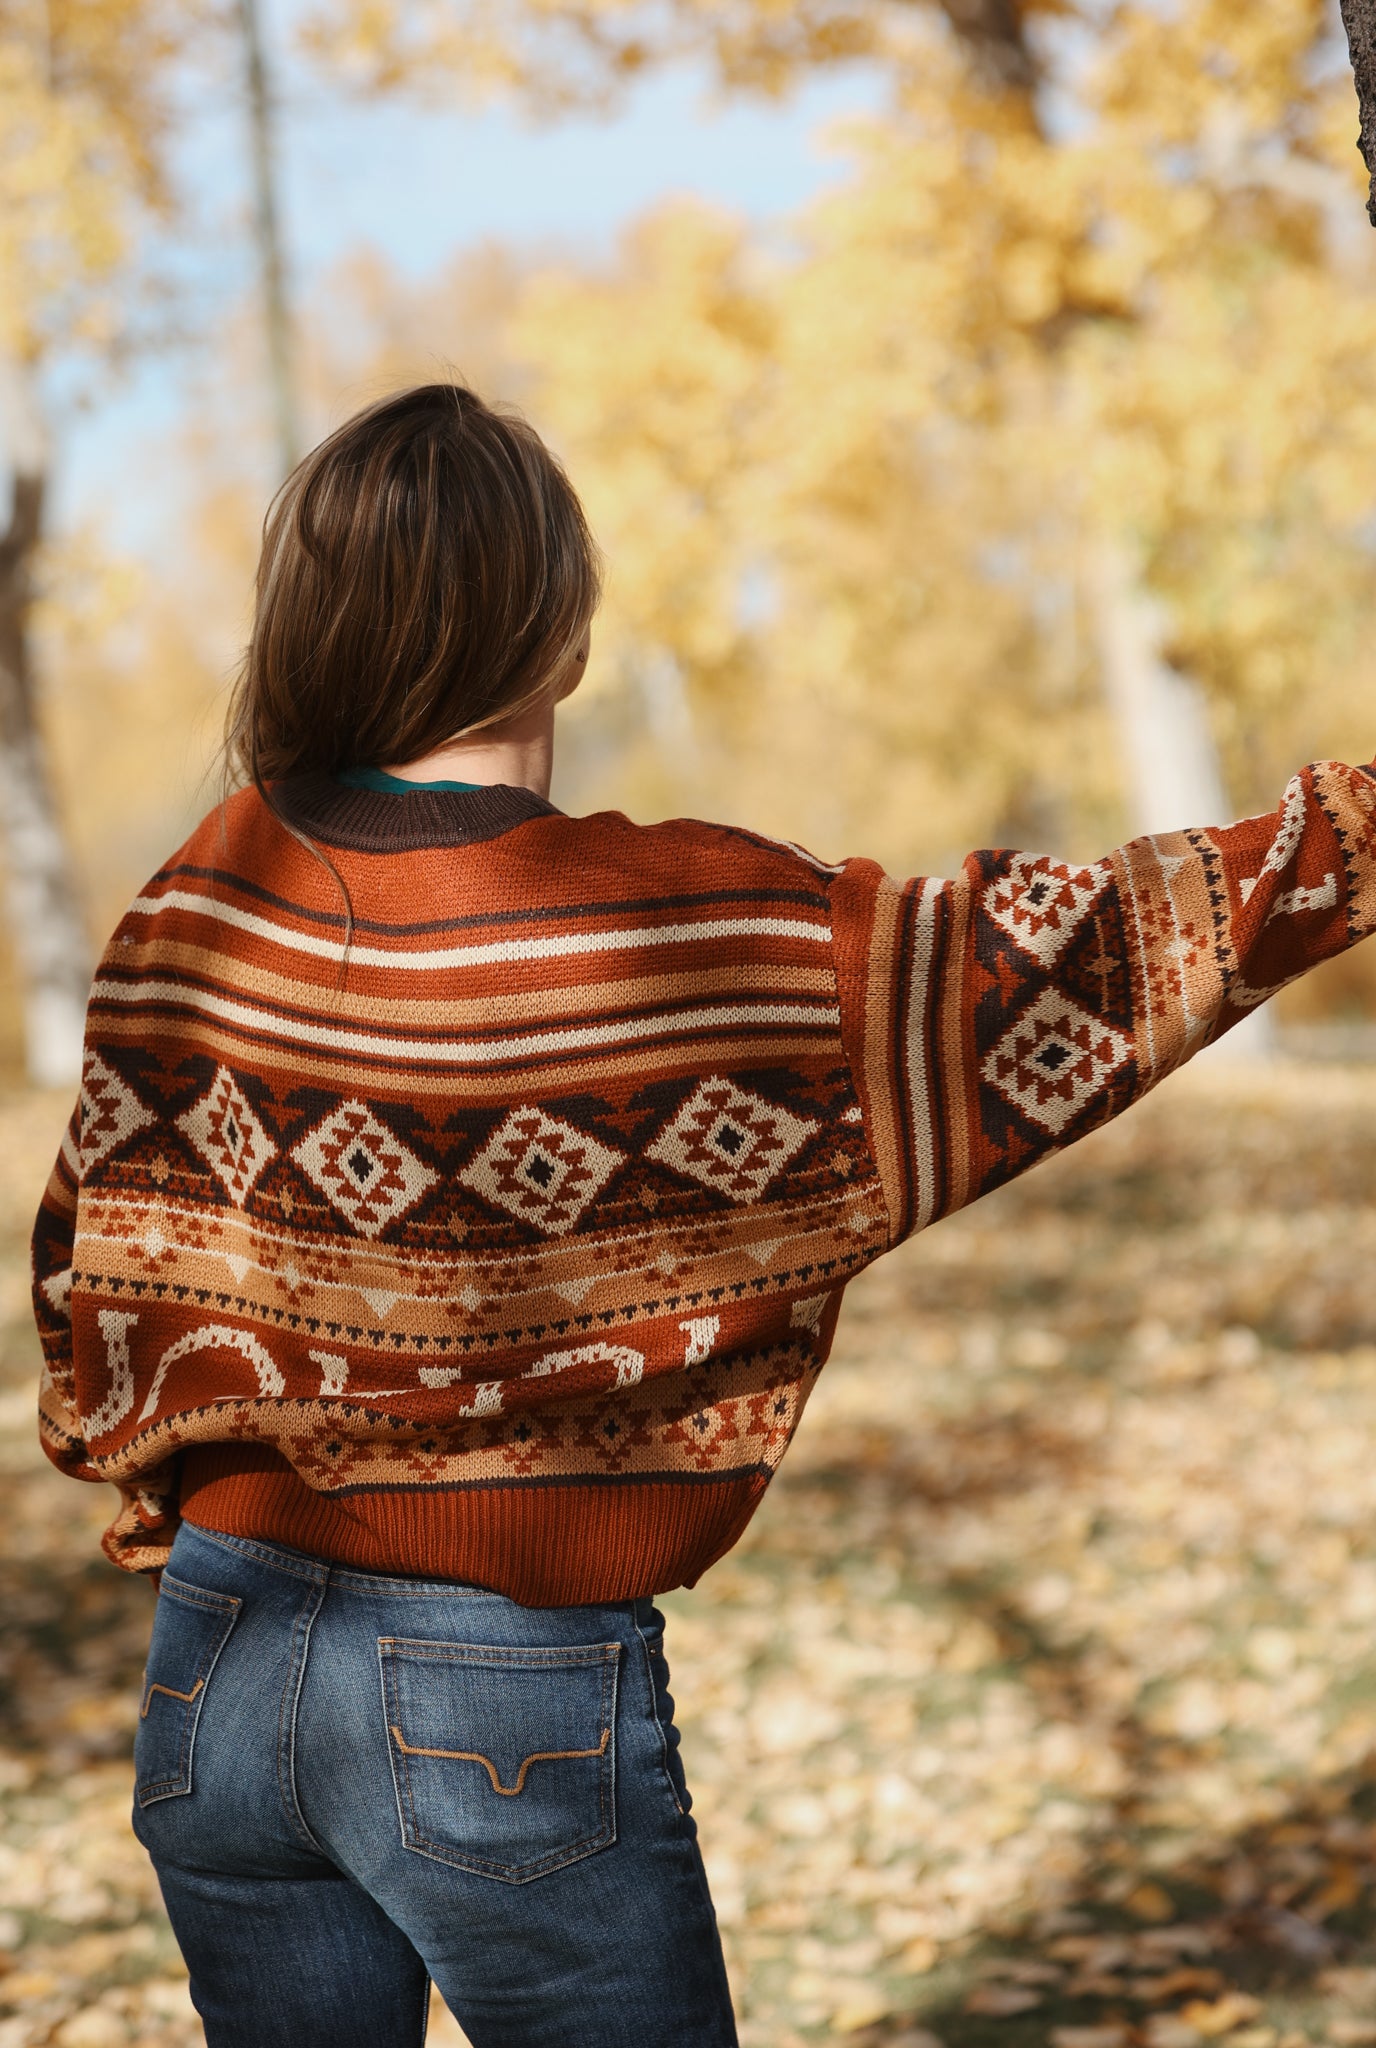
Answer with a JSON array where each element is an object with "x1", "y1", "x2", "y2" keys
[
  {"x1": 330, "y1": 1570, "x2": 484, "y2": 1598},
  {"x1": 632, "y1": 1612, "x2": 686, "y2": 1819},
  {"x1": 624, "y1": 1628, "x2": 738, "y2": 2042},
  {"x1": 157, "y1": 1577, "x2": 241, "y2": 1615},
  {"x1": 377, "y1": 1638, "x2": 617, "y2": 1670},
  {"x1": 185, "y1": 1524, "x2": 329, "y2": 1585},
  {"x1": 587, "y1": 1649, "x2": 618, "y2": 1867},
  {"x1": 276, "y1": 1574, "x2": 329, "y2": 1851}
]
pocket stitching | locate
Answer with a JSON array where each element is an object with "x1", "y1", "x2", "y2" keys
[
  {"x1": 380, "y1": 1640, "x2": 619, "y2": 1881},
  {"x1": 135, "y1": 1585, "x2": 241, "y2": 1807},
  {"x1": 389, "y1": 1721, "x2": 611, "y2": 1797},
  {"x1": 140, "y1": 1677, "x2": 204, "y2": 1716}
]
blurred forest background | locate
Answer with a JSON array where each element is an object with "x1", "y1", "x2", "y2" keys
[
  {"x1": 6, "y1": 0, "x2": 1376, "y2": 1085},
  {"x1": 9, "y1": 1, "x2": 1376, "y2": 2045}
]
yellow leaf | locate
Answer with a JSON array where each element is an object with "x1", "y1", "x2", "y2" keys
[
  {"x1": 1126, "y1": 1882, "x2": 1176, "y2": 1922},
  {"x1": 833, "y1": 1992, "x2": 895, "y2": 2032},
  {"x1": 900, "y1": 1936, "x2": 940, "y2": 1974},
  {"x1": 1179, "y1": 1994, "x2": 1265, "y2": 2037}
]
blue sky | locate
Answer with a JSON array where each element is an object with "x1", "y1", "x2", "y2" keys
[
  {"x1": 283, "y1": 62, "x2": 882, "y2": 277},
  {"x1": 59, "y1": 25, "x2": 883, "y2": 545}
]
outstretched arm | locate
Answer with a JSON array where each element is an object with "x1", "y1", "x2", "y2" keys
[{"x1": 833, "y1": 759, "x2": 1376, "y2": 1242}]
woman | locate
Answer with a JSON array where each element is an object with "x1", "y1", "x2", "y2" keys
[{"x1": 31, "y1": 384, "x2": 1376, "y2": 2046}]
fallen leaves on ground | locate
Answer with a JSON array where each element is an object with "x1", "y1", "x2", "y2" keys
[{"x1": 6, "y1": 1066, "x2": 1376, "y2": 2042}]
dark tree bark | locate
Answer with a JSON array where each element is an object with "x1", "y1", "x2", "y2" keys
[
  {"x1": 934, "y1": 0, "x2": 1036, "y2": 96},
  {"x1": 1339, "y1": 0, "x2": 1376, "y2": 225}
]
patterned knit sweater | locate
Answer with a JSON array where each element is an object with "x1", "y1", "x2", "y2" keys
[{"x1": 31, "y1": 763, "x2": 1376, "y2": 1601}]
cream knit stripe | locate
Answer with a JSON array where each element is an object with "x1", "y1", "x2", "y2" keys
[
  {"x1": 87, "y1": 979, "x2": 841, "y2": 1063},
  {"x1": 127, "y1": 890, "x2": 831, "y2": 969}
]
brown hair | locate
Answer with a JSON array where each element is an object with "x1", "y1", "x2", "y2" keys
[{"x1": 224, "y1": 382, "x2": 602, "y2": 790}]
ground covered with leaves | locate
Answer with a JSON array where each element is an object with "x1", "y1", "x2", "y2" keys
[{"x1": 6, "y1": 1066, "x2": 1376, "y2": 2046}]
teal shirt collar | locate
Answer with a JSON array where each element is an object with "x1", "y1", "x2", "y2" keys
[{"x1": 337, "y1": 766, "x2": 485, "y2": 795}]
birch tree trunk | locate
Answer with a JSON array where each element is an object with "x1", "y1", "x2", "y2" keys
[
  {"x1": 1090, "y1": 541, "x2": 1272, "y2": 1061},
  {"x1": 238, "y1": 0, "x2": 301, "y2": 478},
  {"x1": 0, "y1": 365, "x2": 90, "y2": 1087}
]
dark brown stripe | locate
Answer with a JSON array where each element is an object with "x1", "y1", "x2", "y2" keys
[{"x1": 150, "y1": 861, "x2": 833, "y2": 936}]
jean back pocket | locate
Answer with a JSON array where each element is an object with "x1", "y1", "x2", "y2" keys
[
  {"x1": 380, "y1": 1637, "x2": 619, "y2": 1883},
  {"x1": 135, "y1": 1574, "x2": 241, "y2": 1808}
]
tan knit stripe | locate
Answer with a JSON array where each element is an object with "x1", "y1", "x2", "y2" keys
[
  {"x1": 90, "y1": 1014, "x2": 838, "y2": 1095},
  {"x1": 88, "y1": 977, "x2": 839, "y2": 1066},
  {"x1": 76, "y1": 1222, "x2": 864, "y2": 1336},
  {"x1": 860, "y1": 875, "x2": 905, "y2": 1240},
  {"x1": 1115, "y1": 838, "x2": 1159, "y2": 1074},
  {"x1": 1119, "y1": 833, "x2": 1207, "y2": 1080},
  {"x1": 76, "y1": 1184, "x2": 854, "y2": 1284},
  {"x1": 937, "y1": 875, "x2": 973, "y2": 1217},
  {"x1": 78, "y1": 1183, "x2": 852, "y2": 1276},
  {"x1": 902, "y1": 877, "x2": 946, "y2": 1234},
  {"x1": 113, "y1": 941, "x2": 836, "y2": 1024},
  {"x1": 129, "y1": 889, "x2": 831, "y2": 970}
]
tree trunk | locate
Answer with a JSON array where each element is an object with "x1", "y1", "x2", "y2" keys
[
  {"x1": 1339, "y1": 0, "x2": 1376, "y2": 226},
  {"x1": 238, "y1": 0, "x2": 301, "y2": 478},
  {"x1": 935, "y1": 0, "x2": 1037, "y2": 94},
  {"x1": 0, "y1": 367, "x2": 90, "y2": 1088},
  {"x1": 1089, "y1": 541, "x2": 1272, "y2": 1061},
  {"x1": 926, "y1": 4, "x2": 1267, "y2": 1061}
]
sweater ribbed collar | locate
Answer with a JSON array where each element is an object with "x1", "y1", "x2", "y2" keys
[{"x1": 271, "y1": 772, "x2": 561, "y2": 854}]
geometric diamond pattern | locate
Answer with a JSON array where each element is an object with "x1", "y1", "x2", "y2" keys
[
  {"x1": 647, "y1": 1077, "x2": 817, "y2": 1203},
  {"x1": 461, "y1": 1106, "x2": 625, "y2": 1237},
  {"x1": 79, "y1": 1051, "x2": 155, "y2": 1172},
  {"x1": 291, "y1": 1099, "x2": 439, "y2": 1239},
  {"x1": 175, "y1": 1064, "x2": 277, "y2": 1207},
  {"x1": 981, "y1": 989, "x2": 1133, "y2": 1136},
  {"x1": 984, "y1": 853, "x2": 1114, "y2": 967}
]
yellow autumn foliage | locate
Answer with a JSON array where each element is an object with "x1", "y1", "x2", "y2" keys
[
  {"x1": 0, "y1": 0, "x2": 185, "y2": 355},
  {"x1": 489, "y1": 0, "x2": 1376, "y2": 878},
  {"x1": 11, "y1": 0, "x2": 1376, "y2": 1000}
]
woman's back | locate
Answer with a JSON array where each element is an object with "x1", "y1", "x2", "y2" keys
[
  {"x1": 36, "y1": 745, "x2": 1376, "y2": 1595},
  {"x1": 43, "y1": 773, "x2": 876, "y2": 1596}
]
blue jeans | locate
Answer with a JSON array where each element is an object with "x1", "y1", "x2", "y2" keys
[{"x1": 131, "y1": 1523, "x2": 738, "y2": 2047}]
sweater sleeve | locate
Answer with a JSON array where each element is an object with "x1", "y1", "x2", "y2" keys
[
  {"x1": 830, "y1": 759, "x2": 1376, "y2": 1244},
  {"x1": 32, "y1": 1101, "x2": 90, "y2": 1480},
  {"x1": 32, "y1": 1094, "x2": 178, "y2": 1574}
]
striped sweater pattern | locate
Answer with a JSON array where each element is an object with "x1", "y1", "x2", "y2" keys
[{"x1": 31, "y1": 762, "x2": 1376, "y2": 1602}]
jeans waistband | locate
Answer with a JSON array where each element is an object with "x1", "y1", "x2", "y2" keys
[{"x1": 177, "y1": 1520, "x2": 659, "y2": 1622}]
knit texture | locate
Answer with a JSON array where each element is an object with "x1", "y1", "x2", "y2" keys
[{"x1": 32, "y1": 763, "x2": 1376, "y2": 1599}]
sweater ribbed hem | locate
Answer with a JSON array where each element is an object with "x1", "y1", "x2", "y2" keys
[{"x1": 178, "y1": 1445, "x2": 766, "y2": 1606}]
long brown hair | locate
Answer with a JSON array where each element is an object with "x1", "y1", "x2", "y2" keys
[{"x1": 224, "y1": 382, "x2": 602, "y2": 791}]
